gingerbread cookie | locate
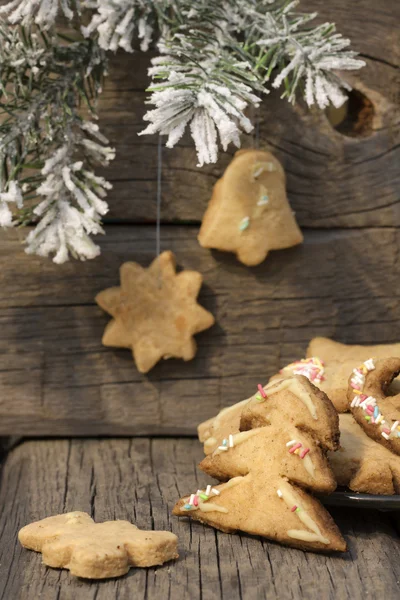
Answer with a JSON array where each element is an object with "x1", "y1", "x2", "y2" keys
[
  {"x1": 347, "y1": 357, "x2": 400, "y2": 454},
  {"x1": 96, "y1": 250, "x2": 215, "y2": 373},
  {"x1": 272, "y1": 338, "x2": 400, "y2": 412},
  {"x1": 175, "y1": 375, "x2": 346, "y2": 552},
  {"x1": 198, "y1": 149, "x2": 303, "y2": 266},
  {"x1": 305, "y1": 337, "x2": 400, "y2": 412},
  {"x1": 19, "y1": 512, "x2": 178, "y2": 579},
  {"x1": 329, "y1": 414, "x2": 400, "y2": 495}
]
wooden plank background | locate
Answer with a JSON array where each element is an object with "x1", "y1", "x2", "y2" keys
[
  {"x1": 0, "y1": 0, "x2": 399, "y2": 435},
  {"x1": 2, "y1": 438, "x2": 400, "y2": 599}
]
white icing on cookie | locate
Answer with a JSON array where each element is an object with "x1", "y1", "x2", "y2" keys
[
  {"x1": 303, "y1": 454, "x2": 315, "y2": 479},
  {"x1": 213, "y1": 429, "x2": 261, "y2": 455},
  {"x1": 204, "y1": 437, "x2": 217, "y2": 448},
  {"x1": 279, "y1": 482, "x2": 330, "y2": 545},
  {"x1": 198, "y1": 503, "x2": 229, "y2": 514},
  {"x1": 213, "y1": 398, "x2": 249, "y2": 430},
  {"x1": 182, "y1": 477, "x2": 245, "y2": 515},
  {"x1": 263, "y1": 378, "x2": 317, "y2": 420}
]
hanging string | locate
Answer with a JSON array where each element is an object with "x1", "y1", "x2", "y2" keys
[
  {"x1": 255, "y1": 106, "x2": 260, "y2": 149},
  {"x1": 251, "y1": 104, "x2": 260, "y2": 150},
  {"x1": 156, "y1": 134, "x2": 162, "y2": 260}
]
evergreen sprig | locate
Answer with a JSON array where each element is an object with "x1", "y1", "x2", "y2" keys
[
  {"x1": 0, "y1": 24, "x2": 114, "y2": 261},
  {"x1": 0, "y1": 0, "x2": 365, "y2": 262}
]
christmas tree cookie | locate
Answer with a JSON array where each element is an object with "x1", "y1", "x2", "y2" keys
[
  {"x1": 198, "y1": 149, "x2": 303, "y2": 266},
  {"x1": 174, "y1": 375, "x2": 346, "y2": 552}
]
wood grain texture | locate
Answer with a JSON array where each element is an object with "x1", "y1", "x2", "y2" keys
[
  {"x1": 1, "y1": 438, "x2": 400, "y2": 600},
  {"x1": 98, "y1": 0, "x2": 400, "y2": 227},
  {"x1": 1, "y1": 225, "x2": 400, "y2": 435}
]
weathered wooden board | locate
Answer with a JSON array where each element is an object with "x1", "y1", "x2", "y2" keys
[
  {"x1": 1, "y1": 226, "x2": 399, "y2": 435},
  {"x1": 1, "y1": 438, "x2": 400, "y2": 600},
  {"x1": 98, "y1": 0, "x2": 400, "y2": 227}
]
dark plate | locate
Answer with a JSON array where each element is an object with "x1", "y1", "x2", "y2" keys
[{"x1": 318, "y1": 490, "x2": 400, "y2": 511}]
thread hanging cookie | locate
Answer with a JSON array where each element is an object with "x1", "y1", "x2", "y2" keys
[
  {"x1": 19, "y1": 512, "x2": 179, "y2": 579},
  {"x1": 198, "y1": 149, "x2": 303, "y2": 266},
  {"x1": 96, "y1": 250, "x2": 215, "y2": 373},
  {"x1": 175, "y1": 375, "x2": 346, "y2": 552},
  {"x1": 329, "y1": 414, "x2": 400, "y2": 495},
  {"x1": 347, "y1": 357, "x2": 400, "y2": 455}
]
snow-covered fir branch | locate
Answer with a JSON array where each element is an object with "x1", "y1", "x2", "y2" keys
[
  {"x1": 139, "y1": 1, "x2": 365, "y2": 163},
  {"x1": 0, "y1": 0, "x2": 76, "y2": 29},
  {"x1": 139, "y1": 37, "x2": 263, "y2": 166},
  {"x1": 25, "y1": 130, "x2": 114, "y2": 263},
  {"x1": 0, "y1": 24, "x2": 115, "y2": 262},
  {"x1": 0, "y1": 1, "x2": 365, "y2": 261}
]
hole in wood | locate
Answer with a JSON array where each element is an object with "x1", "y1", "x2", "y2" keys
[{"x1": 325, "y1": 89, "x2": 374, "y2": 137}]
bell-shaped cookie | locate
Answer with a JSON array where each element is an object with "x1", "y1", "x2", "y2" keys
[{"x1": 198, "y1": 149, "x2": 303, "y2": 266}]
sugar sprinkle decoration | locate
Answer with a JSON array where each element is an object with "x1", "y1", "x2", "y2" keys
[
  {"x1": 252, "y1": 163, "x2": 265, "y2": 179},
  {"x1": 257, "y1": 194, "x2": 269, "y2": 206},
  {"x1": 183, "y1": 485, "x2": 221, "y2": 511},
  {"x1": 276, "y1": 489, "x2": 283, "y2": 498},
  {"x1": 239, "y1": 216, "x2": 250, "y2": 232},
  {"x1": 280, "y1": 357, "x2": 325, "y2": 385},
  {"x1": 350, "y1": 358, "x2": 399, "y2": 442},
  {"x1": 286, "y1": 440, "x2": 297, "y2": 447},
  {"x1": 257, "y1": 384, "x2": 267, "y2": 399},
  {"x1": 218, "y1": 435, "x2": 234, "y2": 451},
  {"x1": 287, "y1": 439, "x2": 310, "y2": 460}
]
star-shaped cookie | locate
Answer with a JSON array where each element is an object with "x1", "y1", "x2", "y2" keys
[{"x1": 96, "y1": 251, "x2": 215, "y2": 373}]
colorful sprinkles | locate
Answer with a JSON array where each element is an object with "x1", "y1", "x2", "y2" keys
[
  {"x1": 218, "y1": 434, "x2": 235, "y2": 451},
  {"x1": 257, "y1": 194, "x2": 269, "y2": 206},
  {"x1": 280, "y1": 357, "x2": 325, "y2": 385},
  {"x1": 350, "y1": 358, "x2": 400, "y2": 442},
  {"x1": 239, "y1": 216, "x2": 250, "y2": 232},
  {"x1": 277, "y1": 489, "x2": 302, "y2": 515},
  {"x1": 252, "y1": 162, "x2": 276, "y2": 181},
  {"x1": 287, "y1": 439, "x2": 310, "y2": 459},
  {"x1": 183, "y1": 486, "x2": 221, "y2": 511},
  {"x1": 257, "y1": 384, "x2": 267, "y2": 398}
]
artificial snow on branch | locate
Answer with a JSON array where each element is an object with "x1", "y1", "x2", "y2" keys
[
  {"x1": 0, "y1": 24, "x2": 114, "y2": 262},
  {"x1": 0, "y1": 0, "x2": 365, "y2": 261}
]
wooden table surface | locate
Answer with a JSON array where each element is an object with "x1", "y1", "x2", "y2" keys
[{"x1": 1, "y1": 438, "x2": 400, "y2": 600}]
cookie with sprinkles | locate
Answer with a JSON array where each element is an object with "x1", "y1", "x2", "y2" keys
[
  {"x1": 175, "y1": 375, "x2": 346, "y2": 553},
  {"x1": 347, "y1": 357, "x2": 400, "y2": 455},
  {"x1": 329, "y1": 413, "x2": 400, "y2": 495},
  {"x1": 304, "y1": 337, "x2": 400, "y2": 413},
  {"x1": 197, "y1": 149, "x2": 303, "y2": 267}
]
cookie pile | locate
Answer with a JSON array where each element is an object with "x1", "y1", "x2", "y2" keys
[
  {"x1": 174, "y1": 336, "x2": 400, "y2": 553},
  {"x1": 274, "y1": 337, "x2": 400, "y2": 495},
  {"x1": 174, "y1": 374, "x2": 346, "y2": 552}
]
